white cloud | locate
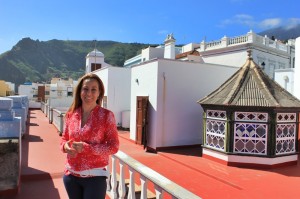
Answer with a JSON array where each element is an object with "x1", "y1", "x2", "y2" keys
[
  {"x1": 219, "y1": 14, "x2": 255, "y2": 27},
  {"x1": 219, "y1": 15, "x2": 300, "y2": 31},
  {"x1": 258, "y1": 18, "x2": 282, "y2": 29}
]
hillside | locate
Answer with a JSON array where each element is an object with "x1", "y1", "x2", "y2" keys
[
  {"x1": 258, "y1": 24, "x2": 300, "y2": 41},
  {"x1": 0, "y1": 38, "x2": 152, "y2": 86}
]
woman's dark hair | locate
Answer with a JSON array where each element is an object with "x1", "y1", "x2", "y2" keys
[{"x1": 68, "y1": 73, "x2": 105, "y2": 113}]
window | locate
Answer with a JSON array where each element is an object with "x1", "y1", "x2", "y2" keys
[{"x1": 91, "y1": 63, "x2": 101, "y2": 71}]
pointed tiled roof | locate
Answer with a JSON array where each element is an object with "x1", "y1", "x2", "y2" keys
[{"x1": 198, "y1": 50, "x2": 300, "y2": 107}]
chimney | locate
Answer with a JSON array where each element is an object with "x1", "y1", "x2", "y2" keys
[{"x1": 164, "y1": 33, "x2": 176, "y2": 59}]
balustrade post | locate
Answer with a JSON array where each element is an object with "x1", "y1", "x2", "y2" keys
[
  {"x1": 154, "y1": 185, "x2": 163, "y2": 199},
  {"x1": 49, "y1": 108, "x2": 53, "y2": 124},
  {"x1": 110, "y1": 156, "x2": 117, "y2": 199},
  {"x1": 199, "y1": 40, "x2": 206, "y2": 52},
  {"x1": 118, "y1": 161, "x2": 126, "y2": 199},
  {"x1": 127, "y1": 168, "x2": 136, "y2": 199},
  {"x1": 58, "y1": 113, "x2": 64, "y2": 136},
  {"x1": 221, "y1": 36, "x2": 229, "y2": 48},
  {"x1": 140, "y1": 175, "x2": 148, "y2": 199}
]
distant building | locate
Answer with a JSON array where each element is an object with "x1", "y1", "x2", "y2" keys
[
  {"x1": 18, "y1": 78, "x2": 77, "y2": 108},
  {"x1": 294, "y1": 37, "x2": 300, "y2": 99},
  {"x1": 0, "y1": 80, "x2": 15, "y2": 96},
  {"x1": 125, "y1": 31, "x2": 295, "y2": 79},
  {"x1": 198, "y1": 30, "x2": 295, "y2": 80},
  {"x1": 123, "y1": 34, "x2": 182, "y2": 68}
]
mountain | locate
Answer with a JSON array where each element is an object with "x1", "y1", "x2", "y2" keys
[
  {"x1": 258, "y1": 24, "x2": 300, "y2": 41},
  {"x1": 0, "y1": 38, "x2": 152, "y2": 87}
]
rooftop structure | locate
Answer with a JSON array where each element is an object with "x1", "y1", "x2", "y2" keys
[{"x1": 198, "y1": 50, "x2": 300, "y2": 168}]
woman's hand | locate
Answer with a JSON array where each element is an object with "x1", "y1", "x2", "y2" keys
[
  {"x1": 72, "y1": 141, "x2": 84, "y2": 153},
  {"x1": 64, "y1": 139, "x2": 78, "y2": 158}
]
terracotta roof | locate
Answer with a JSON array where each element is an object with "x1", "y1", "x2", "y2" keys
[
  {"x1": 176, "y1": 50, "x2": 200, "y2": 59},
  {"x1": 198, "y1": 51, "x2": 300, "y2": 108}
]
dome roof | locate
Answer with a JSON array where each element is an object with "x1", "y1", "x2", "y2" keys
[{"x1": 86, "y1": 49, "x2": 104, "y2": 57}]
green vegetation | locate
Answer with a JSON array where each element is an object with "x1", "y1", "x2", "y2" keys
[{"x1": 0, "y1": 38, "x2": 153, "y2": 86}]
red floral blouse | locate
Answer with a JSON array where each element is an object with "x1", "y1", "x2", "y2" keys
[{"x1": 60, "y1": 105, "x2": 119, "y2": 175}]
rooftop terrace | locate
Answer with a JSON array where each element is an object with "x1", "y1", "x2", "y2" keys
[{"x1": 1, "y1": 109, "x2": 300, "y2": 199}]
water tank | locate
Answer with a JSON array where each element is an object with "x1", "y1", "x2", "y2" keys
[{"x1": 121, "y1": 110, "x2": 130, "y2": 129}]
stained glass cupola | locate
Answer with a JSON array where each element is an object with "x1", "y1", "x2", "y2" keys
[{"x1": 198, "y1": 50, "x2": 300, "y2": 168}]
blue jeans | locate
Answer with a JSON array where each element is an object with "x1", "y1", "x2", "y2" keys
[{"x1": 63, "y1": 174, "x2": 107, "y2": 199}]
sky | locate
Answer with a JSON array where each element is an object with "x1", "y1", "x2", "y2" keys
[{"x1": 0, "y1": 0, "x2": 299, "y2": 54}]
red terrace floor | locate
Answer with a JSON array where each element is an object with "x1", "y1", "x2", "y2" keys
[{"x1": 1, "y1": 109, "x2": 300, "y2": 199}]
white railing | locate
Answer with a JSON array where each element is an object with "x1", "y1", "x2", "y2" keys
[
  {"x1": 200, "y1": 31, "x2": 291, "y2": 53},
  {"x1": 206, "y1": 40, "x2": 222, "y2": 48},
  {"x1": 228, "y1": 35, "x2": 248, "y2": 45},
  {"x1": 51, "y1": 108, "x2": 65, "y2": 135},
  {"x1": 106, "y1": 151, "x2": 202, "y2": 199}
]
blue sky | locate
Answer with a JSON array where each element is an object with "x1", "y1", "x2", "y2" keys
[{"x1": 0, "y1": 0, "x2": 299, "y2": 54}]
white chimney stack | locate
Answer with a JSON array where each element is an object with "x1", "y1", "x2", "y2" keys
[{"x1": 164, "y1": 33, "x2": 176, "y2": 59}]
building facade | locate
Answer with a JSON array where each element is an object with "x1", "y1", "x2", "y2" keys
[{"x1": 0, "y1": 80, "x2": 14, "y2": 96}]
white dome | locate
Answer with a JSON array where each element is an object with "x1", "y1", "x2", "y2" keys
[{"x1": 86, "y1": 49, "x2": 104, "y2": 57}]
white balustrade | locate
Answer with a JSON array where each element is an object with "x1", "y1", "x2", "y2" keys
[
  {"x1": 51, "y1": 108, "x2": 65, "y2": 135},
  {"x1": 107, "y1": 151, "x2": 202, "y2": 199},
  {"x1": 200, "y1": 31, "x2": 290, "y2": 53}
]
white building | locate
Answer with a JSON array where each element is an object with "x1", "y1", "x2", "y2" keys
[
  {"x1": 48, "y1": 78, "x2": 78, "y2": 108},
  {"x1": 130, "y1": 58, "x2": 238, "y2": 150},
  {"x1": 274, "y1": 68, "x2": 294, "y2": 94},
  {"x1": 86, "y1": 49, "x2": 131, "y2": 127},
  {"x1": 274, "y1": 36, "x2": 299, "y2": 98},
  {"x1": 93, "y1": 67, "x2": 131, "y2": 127},
  {"x1": 124, "y1": 34, "x2": 182, "y2": 68},
  {"x1": 198, "y1": 30, "x2": 295, "y2": 80},
  {"x1": 18, "y1": 82, "x2": 43, "y2": 101},
  {"x1": 18, "y1": 78, "x2": 78, "y2": 108},
  {"x1": 293, "y1": 37, "x2": 300, "y2": 99}
]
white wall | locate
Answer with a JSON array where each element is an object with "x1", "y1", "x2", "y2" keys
[
  {"x1": 294, "y1": 37, "x2": 300, "y2": 99},
  {"x1": 202, "y1": 50, "x2": 246, "y2": 67},
  {"x1": 130, "y1": 61, "x2": 159, "y2": 142},
  {"x1": 141, "y1": 47, "x2": 164, "y2": 61},
  {"x1": 182, "y1": 43, "x2": 200, "y2": 53},
  {"x1": 48, "y1": 97, "x2": 73, "y2": 108},
  {"x1": 202, "y1": 48, "x2": 290, "y2": 79},
  {"x1": 94, "y1": 67, "x2": 131, "y2": 126},
  {"x1": 274, "y1": 68, "x2": 294, "y2": 94},
  {"x1": 18, "y1": 85, "x2": 33, "y2": 99},
  {"x1": 130, "y1": 59, "x2": 238, "y2": 149}
]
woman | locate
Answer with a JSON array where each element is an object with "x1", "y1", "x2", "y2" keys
[{"x1": 60, "y1": 73, "x2": 119, "y2": 199}]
